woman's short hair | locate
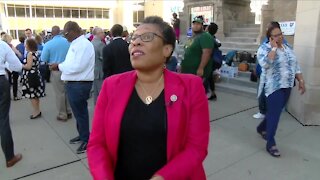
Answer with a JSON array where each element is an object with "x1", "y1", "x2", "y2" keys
[
  {"x1": 142, "y1": 16, "x2": 176, "y2": 61},
  {"x1": 19, "y1": 36, "x2": 25, "y2": 43},
  {"x1": 1, "y1": 34, "x2": 13, "y2": 44},
  {"x1": 266, "y1": 21, "x2": 281, "y2": 39},
  {"x1": 26, "y1": 39, "x2": 38, "y2": 52},
  {"x1": 35, "y1": 35, "x2": 43, "y2": 44},
  {"x1": 207, "y1": 22, "x2": 218, "y2": 36}
]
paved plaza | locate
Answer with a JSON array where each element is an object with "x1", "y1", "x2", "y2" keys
[{"x1": 0, "y1": 83, "x2": 319, "y2": 180}]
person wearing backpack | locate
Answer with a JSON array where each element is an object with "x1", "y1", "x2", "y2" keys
[{"x1": 205, "y1": 22, "x2": 222, "y2": 100}]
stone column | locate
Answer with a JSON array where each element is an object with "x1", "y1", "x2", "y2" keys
[
  {"x1": 287, "y1": 0, "x2": 320, "y2": 125},
  {"x1": 112, "y1": 0, "x2": 134, "y2": 31},
  {"x1": 214, "y1": 0, "x2": 225, "y2": 40},
  {"x1": 258, "y1": 2, "x2": 274, "y2": 44}
]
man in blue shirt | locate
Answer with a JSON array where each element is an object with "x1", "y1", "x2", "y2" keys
[{"x1": 41, "y1": 26, "x2": 72, "y2": 122}]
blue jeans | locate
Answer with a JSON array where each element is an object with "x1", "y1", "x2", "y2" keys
[
  {"x1": 257, "y1": 88, "x2": 291, "y2": 149},
  {"x1": 65, "y1": 81, "x2": 92, "y2": 142},
  {"x1": 0, "y1": 76, "x2": 15, "y2": 161}
]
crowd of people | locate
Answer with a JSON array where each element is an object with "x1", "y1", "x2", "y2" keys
[{"x1": 0, "y1": 12, "x2": 305, "y2": 179}]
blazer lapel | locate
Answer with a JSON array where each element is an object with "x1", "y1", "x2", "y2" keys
[
  {"x1": 106, "y1": 71, "x2": 137, "y2": 163},
  {"x1": 164, "y1": 70, "x2": 185, "y2": 160}
]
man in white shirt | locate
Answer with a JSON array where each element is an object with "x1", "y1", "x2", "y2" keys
[
  {"x1": 0, "y1": 40, "x2": 23, "y2": 167},
  {"x1": 50, "y1": 21, "x2": 95, "y2": 154}
]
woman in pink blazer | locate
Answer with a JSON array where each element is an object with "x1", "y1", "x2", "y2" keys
[{"x1": 87, "y1": 16, "x2": 210, "y2": 180}]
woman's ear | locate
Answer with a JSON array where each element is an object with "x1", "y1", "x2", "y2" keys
[{"x1": 163, "y1": 45, "x2": 173, "y2": 58}]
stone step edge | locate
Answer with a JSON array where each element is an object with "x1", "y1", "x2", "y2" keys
[{"x1": 215, "y1": 82, "x2": 258, "y2": 98}]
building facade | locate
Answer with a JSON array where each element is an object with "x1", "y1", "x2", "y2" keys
[{"x1": 0, "y1": 0, "x2": 183, "y2": 38}]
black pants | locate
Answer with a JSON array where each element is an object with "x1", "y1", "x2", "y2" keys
[
  {"x1": 204, "y1": 62, "x2": 221, "y2": 93},
  {"x1": 0, "y1": 76, "x2": 15, "y2": 161},
  {"x1": 11, "y1": 72, "x2": 19, "y2": 98}
]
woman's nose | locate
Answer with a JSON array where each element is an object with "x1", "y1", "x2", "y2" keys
[{"x1": 130, "y1": 37, "x2": 142, "y2": 46}]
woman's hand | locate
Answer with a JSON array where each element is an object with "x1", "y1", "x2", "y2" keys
[
  {"x1": 268, "y1": 37, "x2": 277, "y2": 60},
  {"x1": 298, "y1": 80, "x2": 306, "y2": 95},
  {"x1": 269, "y1": 37, "x2": 277, "y2": 48}
]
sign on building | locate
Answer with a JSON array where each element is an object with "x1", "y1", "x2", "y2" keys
[
  {"x1": 279, "y1": 21, "x2": 296, "y2": 36},
  {"x1": 190, "y1": 6, "x2": 213, "y2": 25}
]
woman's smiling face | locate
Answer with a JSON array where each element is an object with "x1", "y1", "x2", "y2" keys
[{"x1": 129, "y1": 24, "x2": 172, "y2": 72}]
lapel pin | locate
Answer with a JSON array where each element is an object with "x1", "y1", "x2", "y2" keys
[{"x1": 170, "y1": 95, "x2": 177, "y2": 102}]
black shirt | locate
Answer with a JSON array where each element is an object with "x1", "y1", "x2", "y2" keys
[{"x1": 114, "y1": 89, "x2": 167, "y2": 180}]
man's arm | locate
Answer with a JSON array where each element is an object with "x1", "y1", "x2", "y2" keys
[
  {"x1": 4, "y1": 44, "x2": 22, "y2": 72},
  {"x1": 197, "y1": 49, "x2": 212, "y2": 77},
  {"x1": 197, "y1": 33, "x2": 214, "y2": 77},
  {"x1": 40, "y1": 44, "x2": 50, "y2": 63}
]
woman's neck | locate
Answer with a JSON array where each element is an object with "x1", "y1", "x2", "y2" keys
[{"x1": 137, "y1": 67, "x2": 164, "y2": 84}]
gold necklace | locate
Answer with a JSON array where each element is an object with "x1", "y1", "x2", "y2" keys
[{"x1": 138, "y1": 74, "x2": 163, "y2": 105}]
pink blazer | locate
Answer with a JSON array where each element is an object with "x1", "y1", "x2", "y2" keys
[{"x1": 87, "y1": 69, "x2": 210, "y2": 180}]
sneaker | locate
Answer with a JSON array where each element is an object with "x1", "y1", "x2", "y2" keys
[
  {"x1": 253, "y1": 112, "x2": 265, "y2": 119},
  {"x1": 76, "y1": 142, "x2": 87, "y2": 154},
  {"x1": 69, "y1": 136, "x2": 81, "y2": 144}
]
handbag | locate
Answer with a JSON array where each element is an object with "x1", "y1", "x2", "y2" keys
[
  {"x1": 27, "y1": 71, "x2": 40, "y2": 88},
  {"x1": 239, "y1": 51, "x2": 253, "y2": 63},
  {"x1": 213, "y1": 49, "x2": 223, "y2": 65}
]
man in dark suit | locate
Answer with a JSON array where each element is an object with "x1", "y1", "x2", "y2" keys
[{"x1": 102, "y1": 24, "x2": 132, "y2": 79}]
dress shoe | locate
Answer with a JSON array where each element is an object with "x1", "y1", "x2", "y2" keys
[
  {"x1": 76, "y1": 142, "x2": 87, "y2": 154},
  {"x1": 208, "y1": 94, "x2": 217, "y2": 101},
  {"x1": 56, "y1": 116, "x2": 68, "y2": 122},
  {"x1": 69, "y1": 136, "x2": 81, "y2": 144},
  {"x1": 6, "y1": 154, "x2": 22, "y2": 168},
  {"x1": 30, "y1": 112, "x2": 42, "y2": 119}
]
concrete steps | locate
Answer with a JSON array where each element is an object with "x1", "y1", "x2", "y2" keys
[
  {"x1": 231, "y1": 27, "x2": 260, "y2": 32},
  {"x1": 221, "y1": 42, "x2": 259, "y2": 50},
  {"x1": 216, "y1": 82, "x2": 257, "y2": 98},
  {"x1": 220, "y1": 23, "x2": 260, "y2": 55},
  {"x1": 237, "y1": 24, "x2": 260, "y2": 28},
  {"x1": 228, "y1": 32, "x2": 260, "y2": 37},
  {"x1": 220, "y1": 47, "x2": 257, "y2": 55},
  {"x1": 225, "y1": 37, "x2": 257, "y2": 43},
  {"x1": 216, "y1": 71, "x2": 258, "y2": 98}
]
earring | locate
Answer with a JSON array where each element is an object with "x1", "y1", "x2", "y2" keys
[{"x1": 163, "y1": 64, "x2": 166, "y2": 69}]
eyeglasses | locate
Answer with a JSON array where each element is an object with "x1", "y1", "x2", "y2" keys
[
  {"x1": 131, "y1": 32, "x2": 165, "y2": 43},
  {"x1": 271, "y1": 32, "x2": 283, "y2": 38}
]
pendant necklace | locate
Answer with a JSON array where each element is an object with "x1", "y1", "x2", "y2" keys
[{"x1": 138, "y1": 74, "x2": 163, "y2": 105}]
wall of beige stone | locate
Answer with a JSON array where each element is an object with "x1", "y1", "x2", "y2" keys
[
  {"x1": 259, "y1": 0, "x2": 297, "y2": 45},
  {"x1": 287, "y1": 0, "x2": 320, "y2": 125}
]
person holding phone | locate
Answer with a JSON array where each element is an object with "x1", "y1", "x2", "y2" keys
[{"x1": 256, "y1": 21, "x2": 305, "y2": 157}]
